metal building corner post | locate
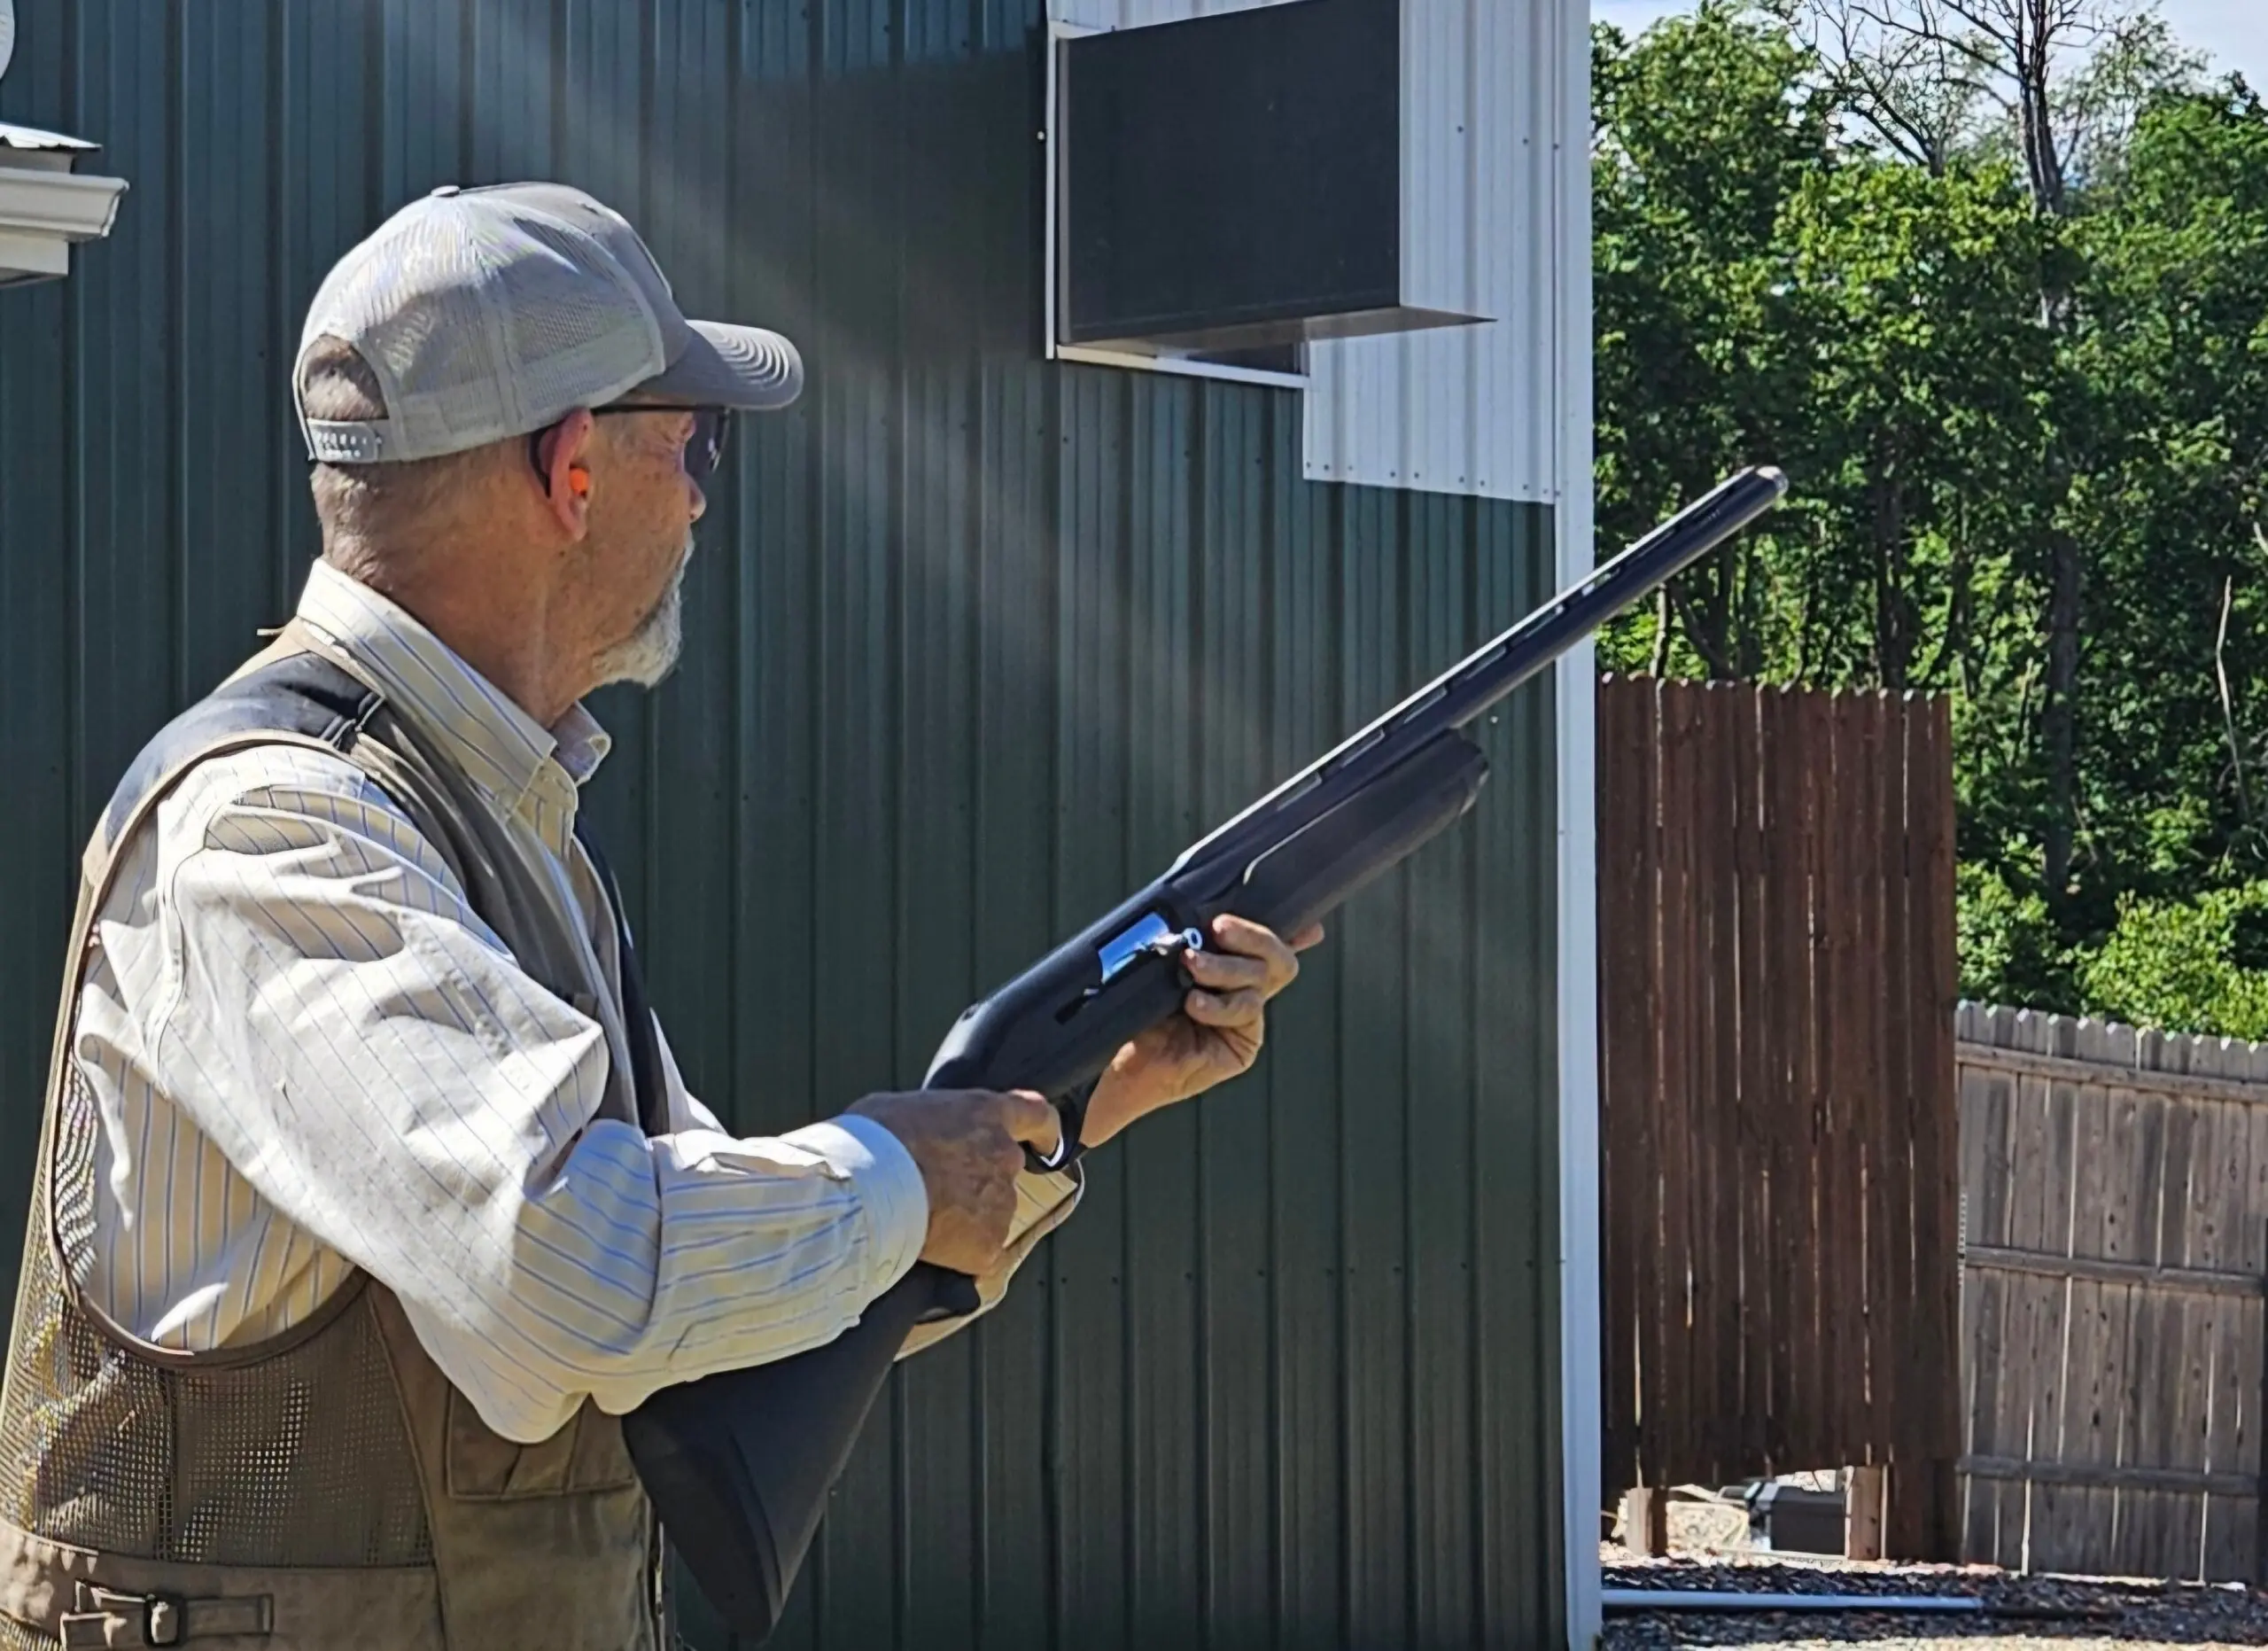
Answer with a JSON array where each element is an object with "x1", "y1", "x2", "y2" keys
[{"x1": 1552, "y1": 0, "x2": 1603, "y2": 1643}]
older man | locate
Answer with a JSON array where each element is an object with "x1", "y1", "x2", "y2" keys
[{"x1": 0, "y1": 183, "x2": 1313, "y2": 1650}]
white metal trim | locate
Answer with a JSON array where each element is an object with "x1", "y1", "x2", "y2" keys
[
  {"x1": 0, "y1": 228, "x2": 65, "y2": 279},
  {"x1": 1551, "y1": 0, "x2": 1602, "y2": 1640},
  {"x1": 1301, "y1": 0, "x2": 1558, "y2": 502},
  {"x1": 1041, "y1": 18, "x2": 1088, "y2": 368},
  {"x1": 1055, "y1": 342, "x2": 1307, "y2": 389},
  {"x1": 0, "y1": 165, "x2": 126, "y2": 242}
]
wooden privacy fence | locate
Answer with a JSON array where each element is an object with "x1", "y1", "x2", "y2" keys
[
  {"x1": 1598, "y1": 677, "x2": 1962, "y2": 1554},
  {"x1": 1960, "y1": 1008, "x2": 2268, "y2": 1582}
]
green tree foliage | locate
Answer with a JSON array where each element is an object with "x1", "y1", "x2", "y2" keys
[
  {"x1": 1593, "y1": 5, "x2": 1831, "y2": 680},
  {"x1": 2079, "y1": 883, "x2": 2268, "y2": 1040},
  {"x1": 1596, "y1": 4, "x2": 2268, "y2": 1037},
  {"x1": 2062, "y1": 86, "x2": 2268, "y2": 913},
  {"x1": 1954, "y1": 860, "x2": 2062, "y2": 1004}
]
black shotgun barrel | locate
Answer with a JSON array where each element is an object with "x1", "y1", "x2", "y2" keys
[
  {"x1": 621, "y1": 465, "x2": 1789, "y2": 1641},
  {"x1": 922, "y1": 466, "x2": 1789, "y2": 1105},
  {"x1": 1177, "y1": 464, "x2": 1789, "y2": 872}
]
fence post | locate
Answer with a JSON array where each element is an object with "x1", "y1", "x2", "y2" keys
[
  {"x1": 1846, "y1": 1465, "x2": 1886, "y2": 1560},
  {"x1": 1620, "y1": 1487, "x2": 1670, "y2": 1556},
  {"x1": 1885, "y1": 1460, "x2": 1958, "y2": 1561}
]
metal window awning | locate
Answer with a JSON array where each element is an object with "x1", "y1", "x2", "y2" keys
[{"x1": 1056, "y1": 0, "x2": 1488, "y2": 354}]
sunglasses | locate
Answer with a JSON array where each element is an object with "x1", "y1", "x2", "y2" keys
[{"x1": 527, "y1": 403, "x2": 731, "y2": 489}]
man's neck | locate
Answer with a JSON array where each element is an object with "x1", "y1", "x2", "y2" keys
[{"x1": 322, "y1": 549, "x2": 585, "y2": 729}]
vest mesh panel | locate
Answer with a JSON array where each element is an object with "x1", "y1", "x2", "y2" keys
[
  {"x1": 0, "y1": 1068, "x2": 432, "y2": 1570},
  {"x1": 0, "y1": 642, "x2": 661, "y2": 1649}
]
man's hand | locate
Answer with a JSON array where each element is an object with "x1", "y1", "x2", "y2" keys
[
  {"x1": 846, "y1": 1089, "x2": 1061, "y2": 1276},
  {"x1": 1077, "y1": 915, "x2": 1324, "y2": 1149}
]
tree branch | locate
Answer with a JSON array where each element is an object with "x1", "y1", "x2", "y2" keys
[{"x1": 2218, "y1": 572, "x2": 2251, "y2": 829}]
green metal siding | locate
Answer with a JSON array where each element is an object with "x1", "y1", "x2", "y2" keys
[{"x1": 0, "y1": 4, "x2": 1565, "y2": 1647}]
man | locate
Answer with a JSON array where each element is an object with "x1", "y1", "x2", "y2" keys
[{"x1": 0, "y1": 183, "x2": 1316, "y2": 1649}]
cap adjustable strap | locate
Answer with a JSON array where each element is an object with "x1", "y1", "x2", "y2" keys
[{"x1": 302, "y1": 418, "x2": 389, "y2": 463}]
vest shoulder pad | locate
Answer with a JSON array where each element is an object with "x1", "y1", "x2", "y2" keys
[{"x1": 97, "y1": 652, "x2": 385, "y2": 862}]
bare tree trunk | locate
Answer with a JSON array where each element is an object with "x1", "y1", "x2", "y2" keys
[
  {"x1": 1921, "y1": 499, "x2": 1975, "y2": 690},
  {"x1": 2012, "y1": 0, "x2": 2069, "y2": 214},
  {"x1": 1705, "y1": 551, "x2": 1735, "y2": 680},
  {"x1": 1734, "y1": 547, "x2": 1767, "y2": 681},
  {"x1": 2217, "y1": 574, "x2": 2250, "y2": 829},
  {"x1": 2042, "y1": 533, "x2": 2081, "y2": 903},
  {"x1": 1872, "y1": 460, "x2": 1914, "y2": 690},
  {"x1": 1670, "y1": 553, "x2": 1737, "y2": 681}
]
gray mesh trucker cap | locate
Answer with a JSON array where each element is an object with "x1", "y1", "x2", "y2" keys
[{"x1": 294, "y1": 181, "x2": 802, "y2": 464}]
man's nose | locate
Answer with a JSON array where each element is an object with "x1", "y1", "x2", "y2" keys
[{"x1": 687, "y1": 479, "x2": 707, "y2": 523}]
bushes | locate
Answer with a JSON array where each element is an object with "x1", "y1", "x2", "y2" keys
[
  {"x1": 2076, "y1": 882, "x2": 2268, "y2": 1041},
  {"x1": 1956, "y1": 862, "x2": 2068, "y2": 1010},
  {"x1": 1958, "y1": 868, "x2": 2268, "y2": 1039}
]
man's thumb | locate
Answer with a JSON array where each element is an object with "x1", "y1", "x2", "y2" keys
[{"x1": 999, "y1": 1090, "x2": 1062, "y2": 1156}]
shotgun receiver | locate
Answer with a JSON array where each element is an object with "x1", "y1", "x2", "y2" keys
[{"x1": 621, "y1": 465, "x2": 1789, "y2": 1639}]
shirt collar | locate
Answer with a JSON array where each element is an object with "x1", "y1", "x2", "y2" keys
[{"x1": 293, "y1": 559, "x2": 614, "y2": 807}]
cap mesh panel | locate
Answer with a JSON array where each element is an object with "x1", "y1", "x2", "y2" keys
[
  {"x1": 500, "y1": 217, "x2": 662, "y2": 426},
  {"x1": 302, "y1": 212, "x2": 515, "y2": 458},
  {"x1": 298, "y1": 196, "x2": 664, "y2": 461}
]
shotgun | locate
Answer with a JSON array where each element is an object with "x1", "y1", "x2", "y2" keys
[{"x1": 621, "y1": 465, "x2": 1789, "y2": 1639}]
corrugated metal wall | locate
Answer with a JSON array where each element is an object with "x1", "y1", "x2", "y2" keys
[
  {"x1": 1050, "y1": 0, "x2": 1573, "y2": 507},
  {"x1": 0, "y1": 4, "x2": 1567, "y2": 1648}
]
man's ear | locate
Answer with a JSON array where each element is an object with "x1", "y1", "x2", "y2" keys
[{"x1": 533, "y1": 409, "x2": 598, "y2": 537}]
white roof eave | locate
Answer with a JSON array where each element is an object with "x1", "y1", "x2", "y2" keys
[{"x1": 0, "y1": 120, "x2": 99, "y2": 154}]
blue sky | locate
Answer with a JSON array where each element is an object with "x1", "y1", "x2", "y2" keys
[{"x1": 1592, "y1": 0, "x2": 2268, "y2": 87}]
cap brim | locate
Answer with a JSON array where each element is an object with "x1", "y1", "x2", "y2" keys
[{"x1": 642, "y1": 319, "x2": 804, "y2": 410}]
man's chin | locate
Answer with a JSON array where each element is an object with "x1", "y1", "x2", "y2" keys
[{"x1": 594, "y1": 565, "x2": 687, "y2": 690}]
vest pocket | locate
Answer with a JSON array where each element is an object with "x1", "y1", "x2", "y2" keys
[{"x1": 444, "y1": 1390, "x2": 638, "y2": 1500}]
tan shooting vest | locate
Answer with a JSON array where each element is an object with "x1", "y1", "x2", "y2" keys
[{"x1": 0, "y1": 627, "x2": 669, "y2": 1650}]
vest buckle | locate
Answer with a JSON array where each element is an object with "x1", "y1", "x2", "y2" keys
[
  {"x1": 143, "y1": 1594, "x2": 184, "y2": 1647},
  {"x1": 61, "y1": 1585, "x2": 190, "y2": 1647}
]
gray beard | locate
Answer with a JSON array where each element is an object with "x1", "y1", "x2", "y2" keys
[{"x1": 594, "y1": 553, "x2": 687, "y2": 689}]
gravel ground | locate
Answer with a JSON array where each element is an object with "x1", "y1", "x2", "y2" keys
[{"x1": 1602, "y1": 1552, "x2": 2268, "y2": 1649}]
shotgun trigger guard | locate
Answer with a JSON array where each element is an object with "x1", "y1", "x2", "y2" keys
[{"x1": 1023, "y1": 1088, "x2": 1091, "y2": 1175}]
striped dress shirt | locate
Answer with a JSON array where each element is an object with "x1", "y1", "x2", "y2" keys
[{"x1": 70, "y1": 558, "x2": 1075, "y2": 1444}]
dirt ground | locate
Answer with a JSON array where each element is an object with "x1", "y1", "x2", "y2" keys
[{"x1": 1603, "y1": 1517, "x2": 2268, "y2": 1648}]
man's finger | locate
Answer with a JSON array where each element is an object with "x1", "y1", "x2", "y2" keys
[
  {"x1": 1185, "y1": 985, "x2": 1264, "y2": 1028},
  {"x1": 1209, "y1": 913, "x2": 1291, "y2": 957},
  {"x1": 1184, "y1": 948, "x2": 1268, "y2": 991},
  {"x1": 1208, "y1": 915, "x2": 1301, "y2": 992},
  {"x1": 998, "y1": 1089, "x2": 1064, "y2": 1156},
  {"x1": 1288, "y1": 923, "x2": 1325, "y2": 952}
]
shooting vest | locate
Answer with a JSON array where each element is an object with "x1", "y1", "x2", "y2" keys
[{"x1": 0, "y1": 626, "x2": 669, "y2": 1650}]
